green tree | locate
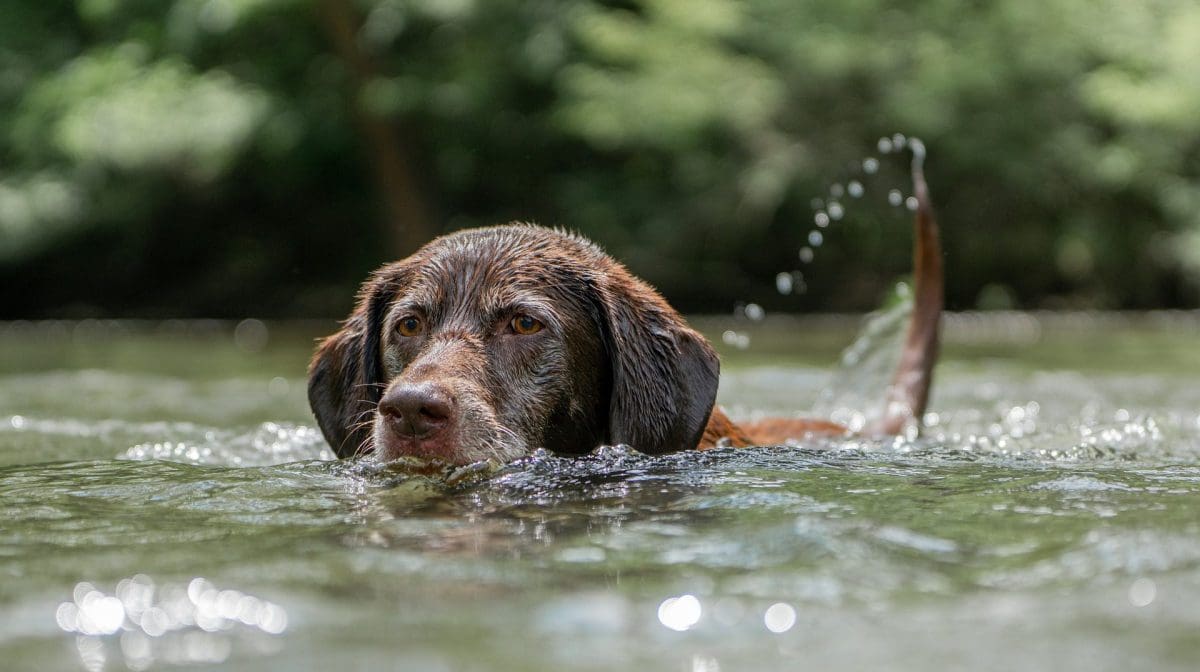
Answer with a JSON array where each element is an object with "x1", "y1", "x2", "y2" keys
[{"x1": 1, "y1": 0, "x2": 1198, "y2": 317}]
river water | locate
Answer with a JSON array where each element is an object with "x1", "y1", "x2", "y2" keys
[{"x1": 1, "y1": 315, "x2": 1198, "y2": 671}]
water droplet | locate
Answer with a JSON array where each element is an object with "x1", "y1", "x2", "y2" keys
[
  {"x1": 744, "y1": 303, "x2": 765, "y2": 321},
  {"x1": 862, "y1": 157, "x2": 879, "y2": 174},
  {"x1": 892, "y1": 133, "x2": 907, "y2": 150},
  {"x1": 847, "y1": 180, "x2": 864, "y2": 198},
  {"x1": 828, "y1": 202, "x2": 844, "y2": 220},
  {"x1": 877, "y1": 137, "x2": 893, "y2": 154},
  {"x1": 905, "y1": 196, "x2": 919, "y2": 211},
  {"x1": 808, "y1": 231, "x2": 824, "y2": 247},
  {"x1": 799, "y1": 247, "x2": 814, "y2": 263},
  {"x1": 829, "y1": 183, "x2": 845, "y2": 198},
  {"x1": 814, "y1": 211, "x2": 830, "y2": 228},
  {"x1": 888, "y1": 189, "x2": 903, "y2": 207},
  {"x1": 775, "y1": 272, "x2": 793, "y2": 295}
]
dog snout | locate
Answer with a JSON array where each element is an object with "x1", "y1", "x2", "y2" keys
[{"x1": 379, "y1": 383, "x2": 455, "y2": 440}]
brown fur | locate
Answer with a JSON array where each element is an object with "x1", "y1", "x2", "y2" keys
[
  {"x1": 308, "y1": 226, "x2": 720, "y2": 464},
  {"x1": 309, "y1": 163, "x2": 941, "y2": 465}
]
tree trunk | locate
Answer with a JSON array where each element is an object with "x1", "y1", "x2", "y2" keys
[{"x1": 317, "y1": 0, "x2": 437, "y2": 257}]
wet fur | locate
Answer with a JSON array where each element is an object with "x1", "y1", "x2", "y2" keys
[
  {"x1": 309, "y1": 157, "x2": 940, "y2": 463},
  {"x1": 308, "y1": 226, "x2": 720, "y2": 463}
]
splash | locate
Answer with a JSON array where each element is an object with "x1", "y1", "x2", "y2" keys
[
  {"x1": 121, "y1": 421, "x2": 333, "y2": 465},
  {"x1": 810, "y1": 283, "x2": 914, "y2": 433},
  {"x1": 776, "y1": 133, "x2": 925, "y2": 295}
]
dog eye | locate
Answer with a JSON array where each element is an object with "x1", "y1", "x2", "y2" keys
[
  {"x1": 396, "y1": 316, "x2": 423, "y2": 337},
  {"x1": 510, "y1": 315, "x2": 543, "y2": 335}
]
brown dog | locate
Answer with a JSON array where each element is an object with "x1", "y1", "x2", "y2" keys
[{"x1": 308, "y1": 157, "x2": 941, "y2": 465}]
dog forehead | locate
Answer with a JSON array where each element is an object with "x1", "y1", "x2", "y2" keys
[
  {"x1": 455, "y1": 225, "x2": 598, "y2": 274},
  {"x1": 404, "y1": 225, "x2": 604, "y2": 310},
  {"x1": 437, "y1": 224, "x2": 604, "y2": 263}
]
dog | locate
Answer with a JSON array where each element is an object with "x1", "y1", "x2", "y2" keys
[{"x1": 308, "y1": 157, "x2": 941, "y2": 466}]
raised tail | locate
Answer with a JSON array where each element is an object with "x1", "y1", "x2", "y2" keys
[{"x1": 869, "y1": 140, "x2": 943, "y2": 436}]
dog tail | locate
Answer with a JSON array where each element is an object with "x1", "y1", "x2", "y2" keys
[{"x1": 869, "y1": 140, "x2": 943, "y2": 436}]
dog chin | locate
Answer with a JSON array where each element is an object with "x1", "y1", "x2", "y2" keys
[{"x1": 371, "y1": 421, "x2": 528, "y2": 466}]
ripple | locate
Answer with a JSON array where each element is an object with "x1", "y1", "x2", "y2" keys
[
  {"x1": 2, "y1": 412, "x2": 332, "y2": 467},
  {"x1": 5, "y1": 324, "x2": 1200, "y2": 670},
  {"x1": 1031, "y1": 476, "x2": 1135, "y2": 493},
  {"x1": 123, "y1": 422, "x2": 333, "y2": 466}
]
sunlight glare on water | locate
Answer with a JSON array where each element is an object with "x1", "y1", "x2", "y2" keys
[
  {"x1": 122, "y1": 421, "x2": 333, "y2": 466},
  {"x1": 657, "y1": 594, "x2": 703, "y2": 632},
  {"x1": 763, "y1": 602, "x2": 797, "y2": 634},
  {"x1": 2, "y1": 319, "x2": 1200, "y2": 670},
  {"x1": 55, "y1": 575, "x2": 287, "y2": 670}
]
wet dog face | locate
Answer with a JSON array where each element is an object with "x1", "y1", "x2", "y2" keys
[
  {"x1": 308, "y1": 225, "x2": 721, "y2": 465},
  {"x1": 368, "y1": 233, "x2": 611, "y2": 464}
]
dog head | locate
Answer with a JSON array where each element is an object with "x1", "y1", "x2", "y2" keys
[{"x1": 307, "y1": 224, "x2": 719, "y2": 465}]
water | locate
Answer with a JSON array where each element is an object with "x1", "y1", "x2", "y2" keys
[{"x1": 2, "y1": 316, "x2": 1200, "y2": 671}]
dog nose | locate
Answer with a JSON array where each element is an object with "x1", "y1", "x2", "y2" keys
[{"x1": 378, "y1": 384, "x2": 454, "y2": 439}]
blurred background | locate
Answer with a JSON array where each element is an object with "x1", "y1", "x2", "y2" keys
[{"x1": 2, "y1": 0, "x2": 1199, "y2": 319}]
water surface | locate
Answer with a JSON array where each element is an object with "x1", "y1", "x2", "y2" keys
[{"x1": 2, "y1": 316, "x2": 1199, "y2": 671}]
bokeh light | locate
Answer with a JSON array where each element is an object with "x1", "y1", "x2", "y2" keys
[
  {"x1": 763, "y1": 603, "x2": 796, "y2": 634},
  {"x1": 56, "y1": 575, "x2": 287, "y2": 669},
  {"x1": 658, "y1": 594, "x2": 703, "y2": 632}
]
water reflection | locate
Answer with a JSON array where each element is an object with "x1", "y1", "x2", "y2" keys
[
  {"x1": 339, "y1": 446, "x2": 735, "y2": 557},
  {"x1": 56, "y1": 575, "x2": 286, "y2": 670},
  {"x1": 16, "y1": 408, "x2": 1200, "y2": 671},
  {"x1": 763, "y1": 602, "x2": 797, "y2": 633},
  {"x1": 658, "y1": 594, "x2": 702, "y2": 631},
  {"x1": 122, "y1": 421, "x2": 332, "y2": 465},
  {"x1": 7, "y1": 319, "x2": 1200, "y2": 670},
  {"x1": 1128, "y1": 578, "x2": 1156, "y2": 607}
]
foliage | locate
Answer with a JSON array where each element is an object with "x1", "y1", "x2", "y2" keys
[{"x1": 1, "y1": 0, "x2": 1198, "y2": 317}]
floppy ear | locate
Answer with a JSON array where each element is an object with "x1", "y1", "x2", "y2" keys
[
  {"x1": 307, "y1": 272, "x2": 399, "y2": 458},
  {"x1": 597, "y1": 268, "x2": 720, "y2": 454}
]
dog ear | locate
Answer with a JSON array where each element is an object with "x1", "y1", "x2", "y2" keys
[
  {"x1": 597, "y1": 268, "x2": 720, "y2": 455},
  {"x1": 307, "y1": 271, "x2": 399, "y2": 458}
]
